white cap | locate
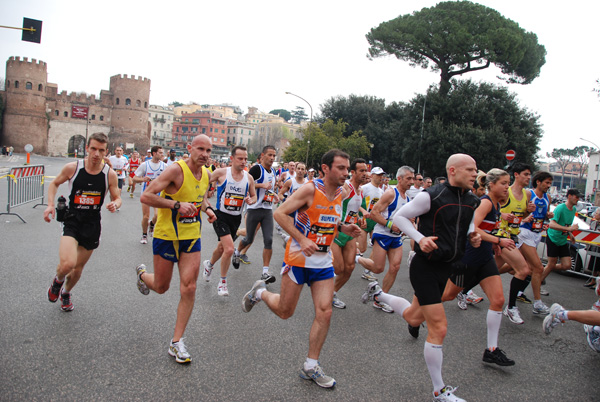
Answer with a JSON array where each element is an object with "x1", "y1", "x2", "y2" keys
[{"x1": 371, "y1": 167, "x2": 384, "y2": 175}]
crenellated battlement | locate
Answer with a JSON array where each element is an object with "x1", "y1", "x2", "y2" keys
[
  {"x1": 110, "y1": 74, "x2": 150, "y2": 83},
  {"x1": 52, "y1": 90, "x2": 103, "y2": 104},
  {"x1": 7, "y1": 56, "x2": 47, "y2": 69}
]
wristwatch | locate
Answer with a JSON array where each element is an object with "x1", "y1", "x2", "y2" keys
[{"x1": 173, "y1": 201, "x2": 180, "y2": 211}]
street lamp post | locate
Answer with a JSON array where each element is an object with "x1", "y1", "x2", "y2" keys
[
  {"x1": 285, "y1": 92, "x2": 313, "y2": 166},
  {"x1": 580, "y1": 137, "x2": 600, "y2": 202},
  {"x1": 417, "y1": 95, "x2": 426, "y2": 174}
]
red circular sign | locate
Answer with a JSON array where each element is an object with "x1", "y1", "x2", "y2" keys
[{"x1": 506, "y1": 150, "x2": 516, "y2": 160}]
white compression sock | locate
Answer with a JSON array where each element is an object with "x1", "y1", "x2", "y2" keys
[
  {"x1": 375, "y1": 292, "x2": 411, "y2": 317},
  {"x1": 424, "y1": 342, "x2": 444, "y2": 392},
  {"x1": 486, "y1": 309, "x2": 502, "y2": 350},
  {"x1": 262, "y1": 266, "x2": 269, "y2": 274},
  {"x1": 255, "y1": 288, "x2": 265, "y2": 300}
]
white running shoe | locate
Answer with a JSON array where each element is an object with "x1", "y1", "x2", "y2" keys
[
  {"x1": 584, "y1": 324, "x2": 600, "y2": 352},
  {"x1": 456, "y1": 292, "x2": 468, "y2": 310},
  {"x1": 543, "y1": 303, "x2": 565, "y2": 335},
  {"x1": 373, "y1": 300, "x2": 394, "y2": 313},
  {"x1": 202, "y1": 260, "x2": 213, "y2": 282},
  {"x1": 332, "y1": 293, "x2": 346, "y2": 309},
  {"x1": 504, "y1": 306, "x2": 524, "y2": 325},
  {"x1": 433, "y1": 385, "x2": 466, "y2": 402},
  {"x1": 532, "y1": 301, "x2": 550, "y2": 315},
  {"x1": 299, "y1": 362, "x2": 336, "y2": 388},
  {"x1": 539, "y1": 288, "x2": 550, "y2": 296},
  {"x1": 140, "y1": 235, "x2": 148, "y2": 244},
  {"x1": 168, "y1": 338, "x2": 191, "y2": 364},
  {"x1": 361, "y1": 270, "x2": 377, "y2": 281},
  {"x1": 217, "y1": 281, "x2": 229, "y2": 296},
  {"x1": 466, "y1": 290, "x2": 483, "y2": 304}
]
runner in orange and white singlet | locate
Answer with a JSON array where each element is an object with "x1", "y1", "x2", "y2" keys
[{"x1": 241, "y1": 149, "x2": 361, "y2": 389}]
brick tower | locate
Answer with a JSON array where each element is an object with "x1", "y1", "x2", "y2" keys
[
  {"x1": 2, "y1": 57, "x2": 49, "y2": 153},
  {"x1": 108, "y1": 74, "x2": 151, "y2": 151}
]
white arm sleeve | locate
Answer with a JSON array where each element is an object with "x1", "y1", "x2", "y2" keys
[
  {"x1": 468, "y1": 214, "x2": 476, "y2": 235},
  {"x1": 393, "y1": 191, "x2": 431, "y2": 244}
]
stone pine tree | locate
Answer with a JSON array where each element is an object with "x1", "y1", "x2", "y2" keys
[
  {"x1": 547, "y1": 148, "x2": 577, "y2": 191},
  {"x1": 366, "y1": 1, "x2": 546, "y2": 94}
]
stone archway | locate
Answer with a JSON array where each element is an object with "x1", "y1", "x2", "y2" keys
[{"x1": 68, "y1": 135, "x2": 86, "y2": 157}]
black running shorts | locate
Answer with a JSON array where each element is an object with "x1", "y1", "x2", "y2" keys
[
  {"x1": 62, "y1": 213, "x2": 102, "y2": 250},
  {"x1": 545, "y1": 237, "x2": 571, "y2": 259},
  {"x1": 450, "y1": 258, "x2": 499, "y2": 289},
  {"x1": 409, "y1": 253, "x2": 454, "y2": 306},
  {"x1": 212, "y1": 210, "x2": 242, "y2": 241}
]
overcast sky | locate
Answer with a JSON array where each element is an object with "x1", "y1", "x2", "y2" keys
[{"x1": 2, "y1": 0, "x2": 599, "y2": 159}]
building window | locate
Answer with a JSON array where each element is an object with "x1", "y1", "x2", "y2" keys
[
  {"x1": 100, "y1": 116, "x2": 104, "y2": 121},
  {"x1": 64, "y1": 111, "x2": 68, "y2": 117},
  {"x1": 91, "y1": 114, "x2": 96, "y2": 120},
  {"x1": 14, "y1": 81, "x2": 19, "y2": 88},
  {"x1": 202, "y1": 128, "x2": 206, "y2": 134},
  {"x1": 221, "y1": 138, "x2": 224, "y2": 142},
  {"x1": 25, "y1": 82, "x2": 32, "y2": 90},
  {"x1": 54, "y1": 110, "x2": 59, "y2": 116},
  {"x1": 241, "y1": 129, "x2": 243, "y2": 134},
  {"x1": 210, "y1": 128, "x2": 213, "y2": 133},
  {"x1": 5, "y1": 81, "x2": 8, "y2": 88},
  {"x1": 182, "y1": 136, "x2": 187, "y2": 141},
  {"x1": 116, "y1": 98, "x2": 120, "y2": 105},
  {"x1": 136, "y1": 100, "x2": 141, "y2": 107},
  {"x1": 126, "y1": 98, "x2": 131, "y2": 106},
  {"x1": 144, "y1": 102, "x2": 147, "y2": 108},
  {"x1": 38, "y1": 84, "x2": 43, "y2": 91}
]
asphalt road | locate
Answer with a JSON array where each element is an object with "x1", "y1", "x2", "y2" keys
[{"x1": 0, "y1": 154, "x2": 599, "y2": 401}]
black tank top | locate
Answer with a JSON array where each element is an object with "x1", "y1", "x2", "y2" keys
[
  {"x1": 462, "y1": 195, "x2": 499, "y2": 265},
  {"x1": 68, "y1": 160, "x2": 109, "y2": 215}
]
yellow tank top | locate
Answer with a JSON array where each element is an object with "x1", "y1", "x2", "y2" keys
[
  {"x1": 154, "y1": 160, "x2": 209, "y2": 241},
  {"x1": 499, "y1": 187, "x2": 528, "y2": 238}
]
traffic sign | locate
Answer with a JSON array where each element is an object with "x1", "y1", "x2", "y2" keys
[{"x1": 506, "y1": 149, "x2": 516, "y2": 160}]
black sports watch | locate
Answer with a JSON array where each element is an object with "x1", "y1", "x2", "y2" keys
[{"x1": 173, "y1": 201, "x2": 181, "y2": 211}]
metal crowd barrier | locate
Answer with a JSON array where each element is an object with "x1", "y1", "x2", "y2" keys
[
  {"x1": 539, "y1": 228, "x2": 600, "y2": 280},
  {"x1": 0, "y1": 165, "x2": 46, "y2": 223}
]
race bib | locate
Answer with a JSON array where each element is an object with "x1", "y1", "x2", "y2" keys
[
  {"x1": 74, "y1": 192, "x2": 101, "y2": 210},
  {"x1": 508, "y1": 213, "x2": 524, "y2": 229},
  {"x1": 309, "y1": 224, "x2": 335, "y2": 252},
  {"x1": 532, "y1": 219, "x2": 544, "y2": 233},
  {"x1": 178, "y1": 203, "x2": 201, "y2": 224},
  {"x1": 368, "y1": 198, "x2": 379, "y2": 212},
  {"x1": 224, "y1": 193, "x2": 244, "y2": 212},
  {"x1": 263, "y1": 190, "x2": 275, "y2": 205},
  {"x1": 344, "y1": 211, "x2": 358, "y2": 224}
]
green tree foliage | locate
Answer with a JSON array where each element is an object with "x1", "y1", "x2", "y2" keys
[
  {"x1": 399, "y1": 80, "x2": 542, "y2": 177},
  {"x1": 283, "y1": 120, "x2": 371, "y2": 169},
  {"x1": 319, "y1": 95, "x2": 405, "y2": 172},
  {"x1": 269, "y1": 109, "x2": 292, "y2": 122},
  {"x1": 291, "y1": 107, "x2": 309, "y2": 124},
  {"x1": 366, "y1": 1, "x2": 546, "y2": 94},
  {"x1": 170, "y1": 101, "x2": 183, "y2": 107},
  {"x1": 547, "y1": 148, "x2": 578, "y2": 190}
]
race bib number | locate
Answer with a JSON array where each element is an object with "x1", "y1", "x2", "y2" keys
[
  {"x1": 309, "y1": 224, "x2": 335, "y2": 252},
  {"x1": 178, "y1": 203, "x2": 201, "y2": 224},
  {"x1": 263, "y1": 190, "x2": 275, "y2": 205},
  {"x1": 115, "y1": 169, "x2": 123, "y2": 175},
  {"x1": 74, "y1": 192, "x2": 101, "y2": 209},
  {"x1": 532, "y1": 219, "x2": 544, "y2": 233},
  {"x1": 344, "y1": 211, "x2": 358, "y2": 224},
  {"x1": 368, "y1": 198, "x2": 379, "y2": 212},
  {"x1": 224, "y1": 193, "x2": 244, "y2": 212},
  {"x1": 508, "y1": 213, "x2": 524, "y2": 229}
]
